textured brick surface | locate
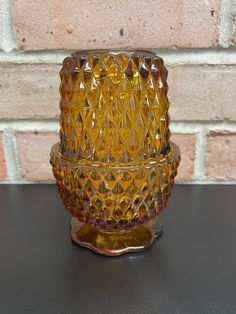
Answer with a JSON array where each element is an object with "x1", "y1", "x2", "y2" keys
[
  {"x1": 171, "y1": 133, "x2": 196, "y2": 181},
  {"x1": 0, "y1": 133, "x2": 6, "y2": 180},
  {"x1": 0, "y1": 63, "x2": 60, "y2": 119},
  {"x1": 206, "y1": 131, "x2": 236, "y2": 180},
  {"x1": 16, "y1": 132, "x2": 58, "y2": 181},
  {"x1": 12, "y1": 0, "x2": 219, "y2": 50},
  {"x1": 1, "y1": 63, "x2": 236, "y2": 121},
  {"x1": 232, "y1": 13, "x2": 236, "y2": 45},
  {"x1": 15, "y1": 131, "x2": 193, "y2": 182},
  {"x1": 168, "y1": 65, "x2": 236, "y2": 121},
  {"x1": 233, "y1": 33, "x2": 236, "y2": 46}
]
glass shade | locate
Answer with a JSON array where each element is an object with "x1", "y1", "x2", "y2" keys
[{"x1": 50, "y1": 49, "x2": 180, "y2": 256}]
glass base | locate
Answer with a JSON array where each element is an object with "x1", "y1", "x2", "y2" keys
[{"x1": 70, "y1": 217, "x2": 163, "y2": 256}]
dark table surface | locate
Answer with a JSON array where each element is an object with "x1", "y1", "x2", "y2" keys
[{"x1": 0, "y1": 184, "x2": 235, "y2": 314}]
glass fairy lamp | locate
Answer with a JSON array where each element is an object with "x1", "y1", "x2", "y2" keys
[{"x1": 50, "y1": 49, "x2": 180, "y2": 256}]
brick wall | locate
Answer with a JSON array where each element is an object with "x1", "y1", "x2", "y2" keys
[{"x1": 0, "y1": 0, "x2": 236, "y2": 184}]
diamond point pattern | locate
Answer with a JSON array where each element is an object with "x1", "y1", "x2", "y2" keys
[
  {"x1": 51, "y1": 50, "x2": 181, "y2": 234},
  {"x1": 59, "y1": 50, "x2": 171, "y2": 163},
  {"x1": 50, "y1": 143, "x2": 180, "y2": 230}
]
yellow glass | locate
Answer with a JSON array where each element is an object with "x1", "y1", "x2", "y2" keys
[{"x1": 50, "y1": 49, "x2": 180, "y2": 256}]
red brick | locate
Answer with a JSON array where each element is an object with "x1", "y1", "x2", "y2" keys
[
  {"x1": 171, "y1": 133, "x2": 196, "y2": 181},
  {"x1": 14, "y1": 131, "x2": 236, "y2": 182},
  {"x1": 16, "y1": 132, "x2": 59, "y2": 181},
  {"x1": 206, "y1": 131, "x2": 236, "y2": 180},
  {"x1": 168, "y1": 65, "x2": 236, "y2": 121},
  {"x1": 1, "y1": 63, "x2": 236, "y2": 121},
  {"x1": 15, "y1": 131, "x2": 194, "y2": 182},
  {"x1": 0, "y1": 133, "x2": 7, "y2": 180},
  {"x1": 12, "y1": 0, "x2": 219, "y2": 50},
  {"x1": 0, "y1": 63, "x2": 60, "y2": 119}
]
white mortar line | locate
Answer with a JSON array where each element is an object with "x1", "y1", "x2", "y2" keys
[
  {"x1": 170, "y1": 121, "x2": 236, "y2": 133},
  {"x1": 2, "y1": 130, "x2": 20, "y2": 182},
  {"x1": 0, "y1": 180, "x2": 54, "y2": 184},
  {"x1": 193, "y1": 130, "x2": 208, "y2": 181},
  {"x1": 1, "y1": 179, "x2": 236, "y2": 185},
  {"x1": 0, "y1": 0, "x2": 16, "y2": 52},
  {"x1": 157, "y1": 49, "x2": 236, "y2": 65},
  {"x1": 1, "y1": 49, "x2": 236, "y2": 65},
  {"x1": 0, "y1": 120, "x2": 59, "y2": 131},
  {"x1": 218, "y1": 0, "x2": 236, "y2": 48},
  {"x1": 1, "y1": 120, "x2": 236, "y2": 132},
  {"x1": 176, "y1": 180, "x2": 236, "y2": 185},
  {"x1": 0, "y1": 50, "x2": 69, "y2": 63}
]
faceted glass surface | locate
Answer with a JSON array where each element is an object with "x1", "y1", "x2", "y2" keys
[
  {"x1": 50, "y1": 49, "x2": 180, "y2": 256},
  {"x1": 59, "y1": 50, "x2": 171, "y2": 163},
  {"x1": 51, "y1": 142, "x2": 180, "y2": 229}
]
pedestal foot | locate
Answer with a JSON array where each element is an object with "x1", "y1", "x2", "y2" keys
[{"x1": 70, "y1": 217, "x2": 163, "y2": 256}]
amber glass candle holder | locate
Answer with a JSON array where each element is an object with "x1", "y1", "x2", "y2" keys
[{"x1": 50, "y1": 49, "x2": 180, "y2": 256}]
